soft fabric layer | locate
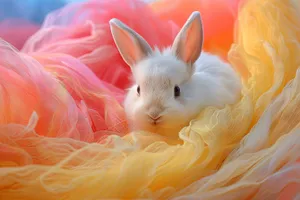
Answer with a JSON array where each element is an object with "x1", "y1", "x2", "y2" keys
[
  {"x1": 0, "y1": 19, "x2": 40, "y2": 49},
  {"x1": 0, "y1": 40, "x2": 127, "y2": 143},
  {"x1": 150, "y1": 0, "x2": 241, "y2": 60},
  {"x1": 22, "y1": 0, "x2": 179, "y2": 90}
]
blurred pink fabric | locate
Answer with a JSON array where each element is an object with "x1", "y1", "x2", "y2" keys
[
  {"x1": 0, "y1": 19, "x2": 40, "y2": 49},
  {"x1": 0, "y1": 0, "x2": 178, "y2": 142},
  {"x1": 22, "y1": 0, "x2": 179, "y2": 90},
  {"x1": 0, "y1": 40, "x2": 128, "y2": 142}
]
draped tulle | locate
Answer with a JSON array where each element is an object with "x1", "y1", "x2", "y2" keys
[
  {"x1": 150, "y1": 0, "x2": 240, "y2": 60},
  {"x1": 0, "y1": 0, "x2": 299, "y2": 199},
  {"x1": 0, "y1": 0, "x2": 68, "y2": 49},
  {"x1": 22, "y1": 0, "x2": 179, "y2": 89},
  {"x1": 0, "y1": 19, "x2": 40, "y2": 49},
  {"x1": 0, "y1": 40, "x2": 128, "y2": 143}
]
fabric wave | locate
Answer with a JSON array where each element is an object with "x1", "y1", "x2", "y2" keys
[
  {"x1": 150, "y1": 0, "x2": 240, "y2": 61},
  {"x1": 0, "y1": 0, "x2": 68, "y2": 49},
  {"x1": 0, "y1": 40, "x2": 127, "y2": 143},
  {"x1": 21, "y1": 0, "x2": 179, "y2": 90}
]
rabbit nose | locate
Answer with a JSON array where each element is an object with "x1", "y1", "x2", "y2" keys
[
  {"x1": 148, "y1": 113, "x2": 162, "y2": 124},
  {"x1": 147, "y1": 106, "x2": 164, "y2": 124},
  {"x1": 149, "y1": 114, "x2": 161, "y2": 121}
]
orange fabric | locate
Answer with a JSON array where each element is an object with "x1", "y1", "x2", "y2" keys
[{"x1": 150, "y1": 0, "x2": 241, "y2": 61}]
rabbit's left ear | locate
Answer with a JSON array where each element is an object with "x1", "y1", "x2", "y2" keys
[
  {"x1": 110, "y1": 18, "x2": 153, "y2": 68},
  {"x1": 172, "y1": 11, "x2": 203, "y2": 64}
]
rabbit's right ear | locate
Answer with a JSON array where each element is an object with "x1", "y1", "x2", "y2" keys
[
  {"x1": 172, "y1": 11, "x2": 203, "y2": 65},
  {"x1": 110, "y1": 18, "x2": 153, "y2": 68}
]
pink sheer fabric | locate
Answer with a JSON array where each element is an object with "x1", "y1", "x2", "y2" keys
[
  {"x1": 22, "y1": 0, "x2": 179, "y2": 90},
  {"x1": 0, "y1": 19, "x2": 39, "y2": 49},
  {"x1": 0, "y1": 40, "x2": 127, "y2": 142},
  {"x1": 0, "y1": 0, "x2": 178, "y2": 143}
]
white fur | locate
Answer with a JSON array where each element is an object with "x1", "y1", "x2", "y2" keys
[{"x1": 110, "y1": 12, "x2": 242, "y2": 136}]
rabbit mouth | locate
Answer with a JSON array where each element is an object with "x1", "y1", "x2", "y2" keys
[
  {"x1": 150, "y1": 120, "x2": 161, "y2": 126},
  {"x1": 145, "y1": 114, "x2": 163, "y2": 125},
  {"x1": 149, "y1": 118, "x2": 163, "y2": 126}
]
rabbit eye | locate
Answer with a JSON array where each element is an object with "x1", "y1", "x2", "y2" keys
[
  {"x1": 174, "y1": 85, "x2": 180, "y2": 97},
  {"x1": 137, "y1": 85, "x2": 140, "y2": 96}
]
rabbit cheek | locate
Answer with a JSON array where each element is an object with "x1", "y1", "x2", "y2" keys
[{"x1": 163, "y1": 105, "x2": 190, "y2": 126}]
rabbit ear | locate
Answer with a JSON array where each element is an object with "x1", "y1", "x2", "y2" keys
[
  {"x1": 172, "y1": 11, "x2": 203, "y2": 64},
  {"x1": 110, "y1": 18, "x2": 153, "y2": 67}
]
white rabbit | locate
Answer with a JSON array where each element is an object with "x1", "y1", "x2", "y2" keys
[{"x1": 109, "y1": 11, "x2": 241, "y2": 136}]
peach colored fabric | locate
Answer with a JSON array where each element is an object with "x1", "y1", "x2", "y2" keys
[{"x1": 150, "y1": 0, "x2": 240, "y2": 60}]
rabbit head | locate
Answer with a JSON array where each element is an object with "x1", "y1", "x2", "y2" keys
[{"x1": 110, "y1": 12, "x2": 204, "y2": 136}]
